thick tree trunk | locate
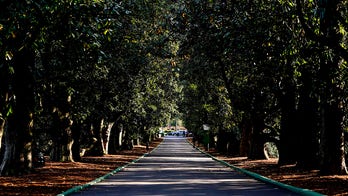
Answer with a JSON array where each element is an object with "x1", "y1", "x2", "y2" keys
[
  {"x1": 0, "y1": 48, "x2": 35, "y2": 175},
  {"x1": 0, "y1": 121, "x2": 15, "y2": 175},
  {"x1": 318, "y1": 0, "x2": 347, "y2": 176},
  {"x1": 50, "y1": 110, "x2": 73, "y2": 162},
  {"x1": 216, "y1": 128, "x2": 228, "y2": 154},
  {"x1": 296, "y1": 0, "x2": 347, "y2": 174},
  {"x1": 217, "y1": 128, "x2": 239, "y2": 155},
  {"x1": 296, "y1": 69, "x2": 320, "y2": 169},
  {"x1": 84, "y1": 117, "x2": 104, "y2": 156},
  {"x1": 319, "y1": 57, "x2": 347, "y2": 175},
  {"x1": 248, "y1": 117, "x2": 265, "y2": 160},
  {"x1": 71, "y1": 122, "x2": 81, "y2": 162},
  {"x1": 51, "y1": 110, "x2": 62, "y2": 161},
  {"x1": 320, "y1": 99, "x2": 347, "y2": 175},
  {"x1": 278, "y1": 83, "x2": 297, "y2": 165},
  {"x1": 62, "y1": 126, "x2": 73, "y2": 162},
  {"x1": 226, "y1": 131, "x2": 240, "y2": 156},
  {"x1": 0, "y1": 63, "x2": 8, "y2": 155},
  {"x1": 108, "y1": 123, "x2": 125, "y2": 154},
  {"x1": 239, "y1": 118, "x2": 251, "y2": 157},
  {"x1": 108, "y1": 125, "x2": 116, "y2": 154},
  {"x1": 122, "y1": 128, "x2": 133, "y2": 150},
  {"x1": 104, "y1": 122, "x2": 114, "y2": 155}
]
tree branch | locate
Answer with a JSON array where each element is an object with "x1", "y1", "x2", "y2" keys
[{"x1": 296, "y1": 0, "x2": 348, "y2": 62}]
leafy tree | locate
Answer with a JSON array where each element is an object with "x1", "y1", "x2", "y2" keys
[
  {"x1": 296, "y1": 0, "x2": 348, "y2": 174},
  {"x1": 0, "y1": 0, "x2": 43, "y2": 175},
  {"x1": 0, "y1": 0, "x2": 179, "y2": 174}
]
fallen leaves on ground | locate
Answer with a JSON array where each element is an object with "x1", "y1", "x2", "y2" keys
[
  {"x1": 0, "y1": 138, "x2": 162, "y2": 196},
  {"x1": 211, "y1": 152, "x2": 348, "y2": 196}
]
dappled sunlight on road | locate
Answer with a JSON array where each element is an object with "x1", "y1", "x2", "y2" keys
[{"x1": 71, "y1": 137, "x2": 300, "y2": 196}]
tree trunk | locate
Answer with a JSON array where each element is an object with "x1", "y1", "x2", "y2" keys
[
  {"x1": 51, "y1": 110, "x2": 62, "y2": 161},
  {"x1": 122, "y1": 127, "x2": 133, "y2": 150},
  {"x1": 107, "y1": 123, "x2": 117, "y2": 154},
  {"x1": 100, "y1": 119, "x2": 107, "y2": 154},
  {"x1": 239, "y1": 117, "x2": 251, "y2": 157},
  {"x1": 119, "y1": 124, "x2": 124, "y2": 149},
  {"x1": 226, "y1": 131, "x2": 240, "y2": 156},
  {"x1": 62, "y1": 125, "x2": 73, "y2": 162},
  {"x1": 248, "y1": 117, "x2": 265, "y2": 160},
  {"x1": 85, "y1": 117, "x2": 105, "y2": 156},
  {"x1": 0, "y1": 48, "x2": 35, "y2": 175},
  {"x1": 320, "y1": 98, "x2": 347, "y2": 175},
  {"x1": 319, "y1": 56, "x2": 347, "y2": 175},
  {"x1": 104, "y1": 122, "x2": 114, "y2": 155},
  {"x1": 296, "y1": 0, "x2": 347, "y2": 174},
  {"x1": 278, "y1": 83, "x2": 297, "y2": 165},
  {"x1": 0, "y1": 120, "x2": 15, "y2": 175},
  {"x1": 0, "y1": 61, "x2": 9, "y2": 156},
  {"x1": 0, "y1": 117, "x2": 4, "y2": 152},
  {"x1": 216, "y1": 128, "x2": 228, "y2": 154},
  {"x1": 108, "y1": 123, "x2": 123, "y2": 154},
  {"x1": 296, "y1": 68, "x2": 320, "y2": 169},
  {"x1": 50, "y1": 110, "x2": 73, "y2": 162},
  {"x1": 217, "y1": 128, "x2": 239, "y2": 155},
  {"x1": 71, "y1": 122, "x2": 81, "y2": 162}
]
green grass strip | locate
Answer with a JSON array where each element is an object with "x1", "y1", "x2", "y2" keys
[
  {"x1": 57, "y1": 139, "x2": 164, "y2": 196},
  {"x1": 188, "y1": 140, "x2": 323, "y2": 196}
]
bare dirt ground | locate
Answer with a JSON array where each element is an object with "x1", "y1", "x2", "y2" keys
[{"x1": 1, "y1": 137, "x2": 347, "y2": 195}]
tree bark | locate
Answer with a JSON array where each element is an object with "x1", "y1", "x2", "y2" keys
[
  {"x1": 51, "y1": 110, "x2": 62, "y2": 161},
  {"x1": 0, "y1": 120, "x2": 15, "y2": 175},
  {"x1": 104, "y1": 122, "x2": 114, "y2": 155},
  {"x1": 122, "y1": 127, "x2": 133, "y2": 150},
  {"x1": 62, "y1": 125, "x2": 73, "y2": 162},
  {"x1": 296, "y1": 68, "x2": 320, "y2": 169},
  {"x1": 108, "y1": 123, "x2": 123, "y2": 154},
  {"x1": 278, "y1": 79, "x2": 297, "y2": 165},
  {"x1": 84, "y1": 117, "x2": 105, "y2": 156},
  {"x1": 216, "y1": 128, "x2": 228, "y2": 154},
  {"x1": 248, "y1": 117, "x2": 266, "y2": 160},
  {"x1": 226, "y1": 131, "x2": 240, "y2": 156},
  {"x1": 239, "y1": 117, "x2": 251, "y2": 157},
  {"x1": 0, "y1": 48, "x2": 35, "y2": 175},
  {"x1": 0, "y1": 117, "x2": 4, "y2": 152},
  {"x1": 296, "y1": 0, "x2": 347, "y2": 174},
  {"x1": 50, "y1": 109, "x2": 73, "y2": 162},
  {"x1": 320, "y1": 98, "x2": 347, "y2": 175},
  {"x1": 71, "y1": 122, "x2": 81, "y2": 162},
  {"x1": 319, "y1": 56, "x2": 347, "y2": 175}
]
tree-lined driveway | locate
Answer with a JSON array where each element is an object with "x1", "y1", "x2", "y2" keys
[{"x1": 71, "y1": 137, "x2": 299, "y2": 195}]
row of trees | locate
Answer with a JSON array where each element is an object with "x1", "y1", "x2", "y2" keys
[
  {"x1": 176, "y1": 0, "x2": 348, "y2": 175},
  {"x1": 2, "y1": 0, "x2": 348, "y2": 177},
  {"x1": 0, "y1": 0, "x2": 180, "y2": 175}
]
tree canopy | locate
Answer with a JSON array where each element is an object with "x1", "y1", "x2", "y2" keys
[{"x1": 1, "y1": 0, "x2": 348, "y2": 176}]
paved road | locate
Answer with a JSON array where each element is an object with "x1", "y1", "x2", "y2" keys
[{"x1": 71, "y1": 137, "x2": 299, "y2": 196}]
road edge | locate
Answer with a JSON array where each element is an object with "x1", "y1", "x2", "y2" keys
[
  {"x1": 187, "y1": 140, "x2": 324, "y2": 196},
  {"x1": 56, "y1": 139, "x2": 164, "y2": 196}
]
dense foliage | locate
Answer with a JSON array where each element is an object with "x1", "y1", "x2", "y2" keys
[
  {"x1": 1, "y1": 0, "x2": 348, "y2": 176},
  {"x1": 176, "y1": 0, "x2": 348, "y2": 175},
  {"x1": 0, "y1": 0, "x2": 179, "y2": 175}
]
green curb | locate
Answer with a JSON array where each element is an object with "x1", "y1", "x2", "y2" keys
[
  {"x1": 187, "y1": 140, "x2": 323, "y2": 196},
  {"x1": 57, "y1": 139, "x2": 164, "y2": 196}
]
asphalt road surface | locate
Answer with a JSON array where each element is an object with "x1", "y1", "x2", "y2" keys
[{"x1": 70, "y1": 137, "x2": 300, "y2": 196}]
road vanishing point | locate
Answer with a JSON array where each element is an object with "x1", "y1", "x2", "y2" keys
[{"x1": 68, "y1": 137, "x2": 312, "y2": 196}]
